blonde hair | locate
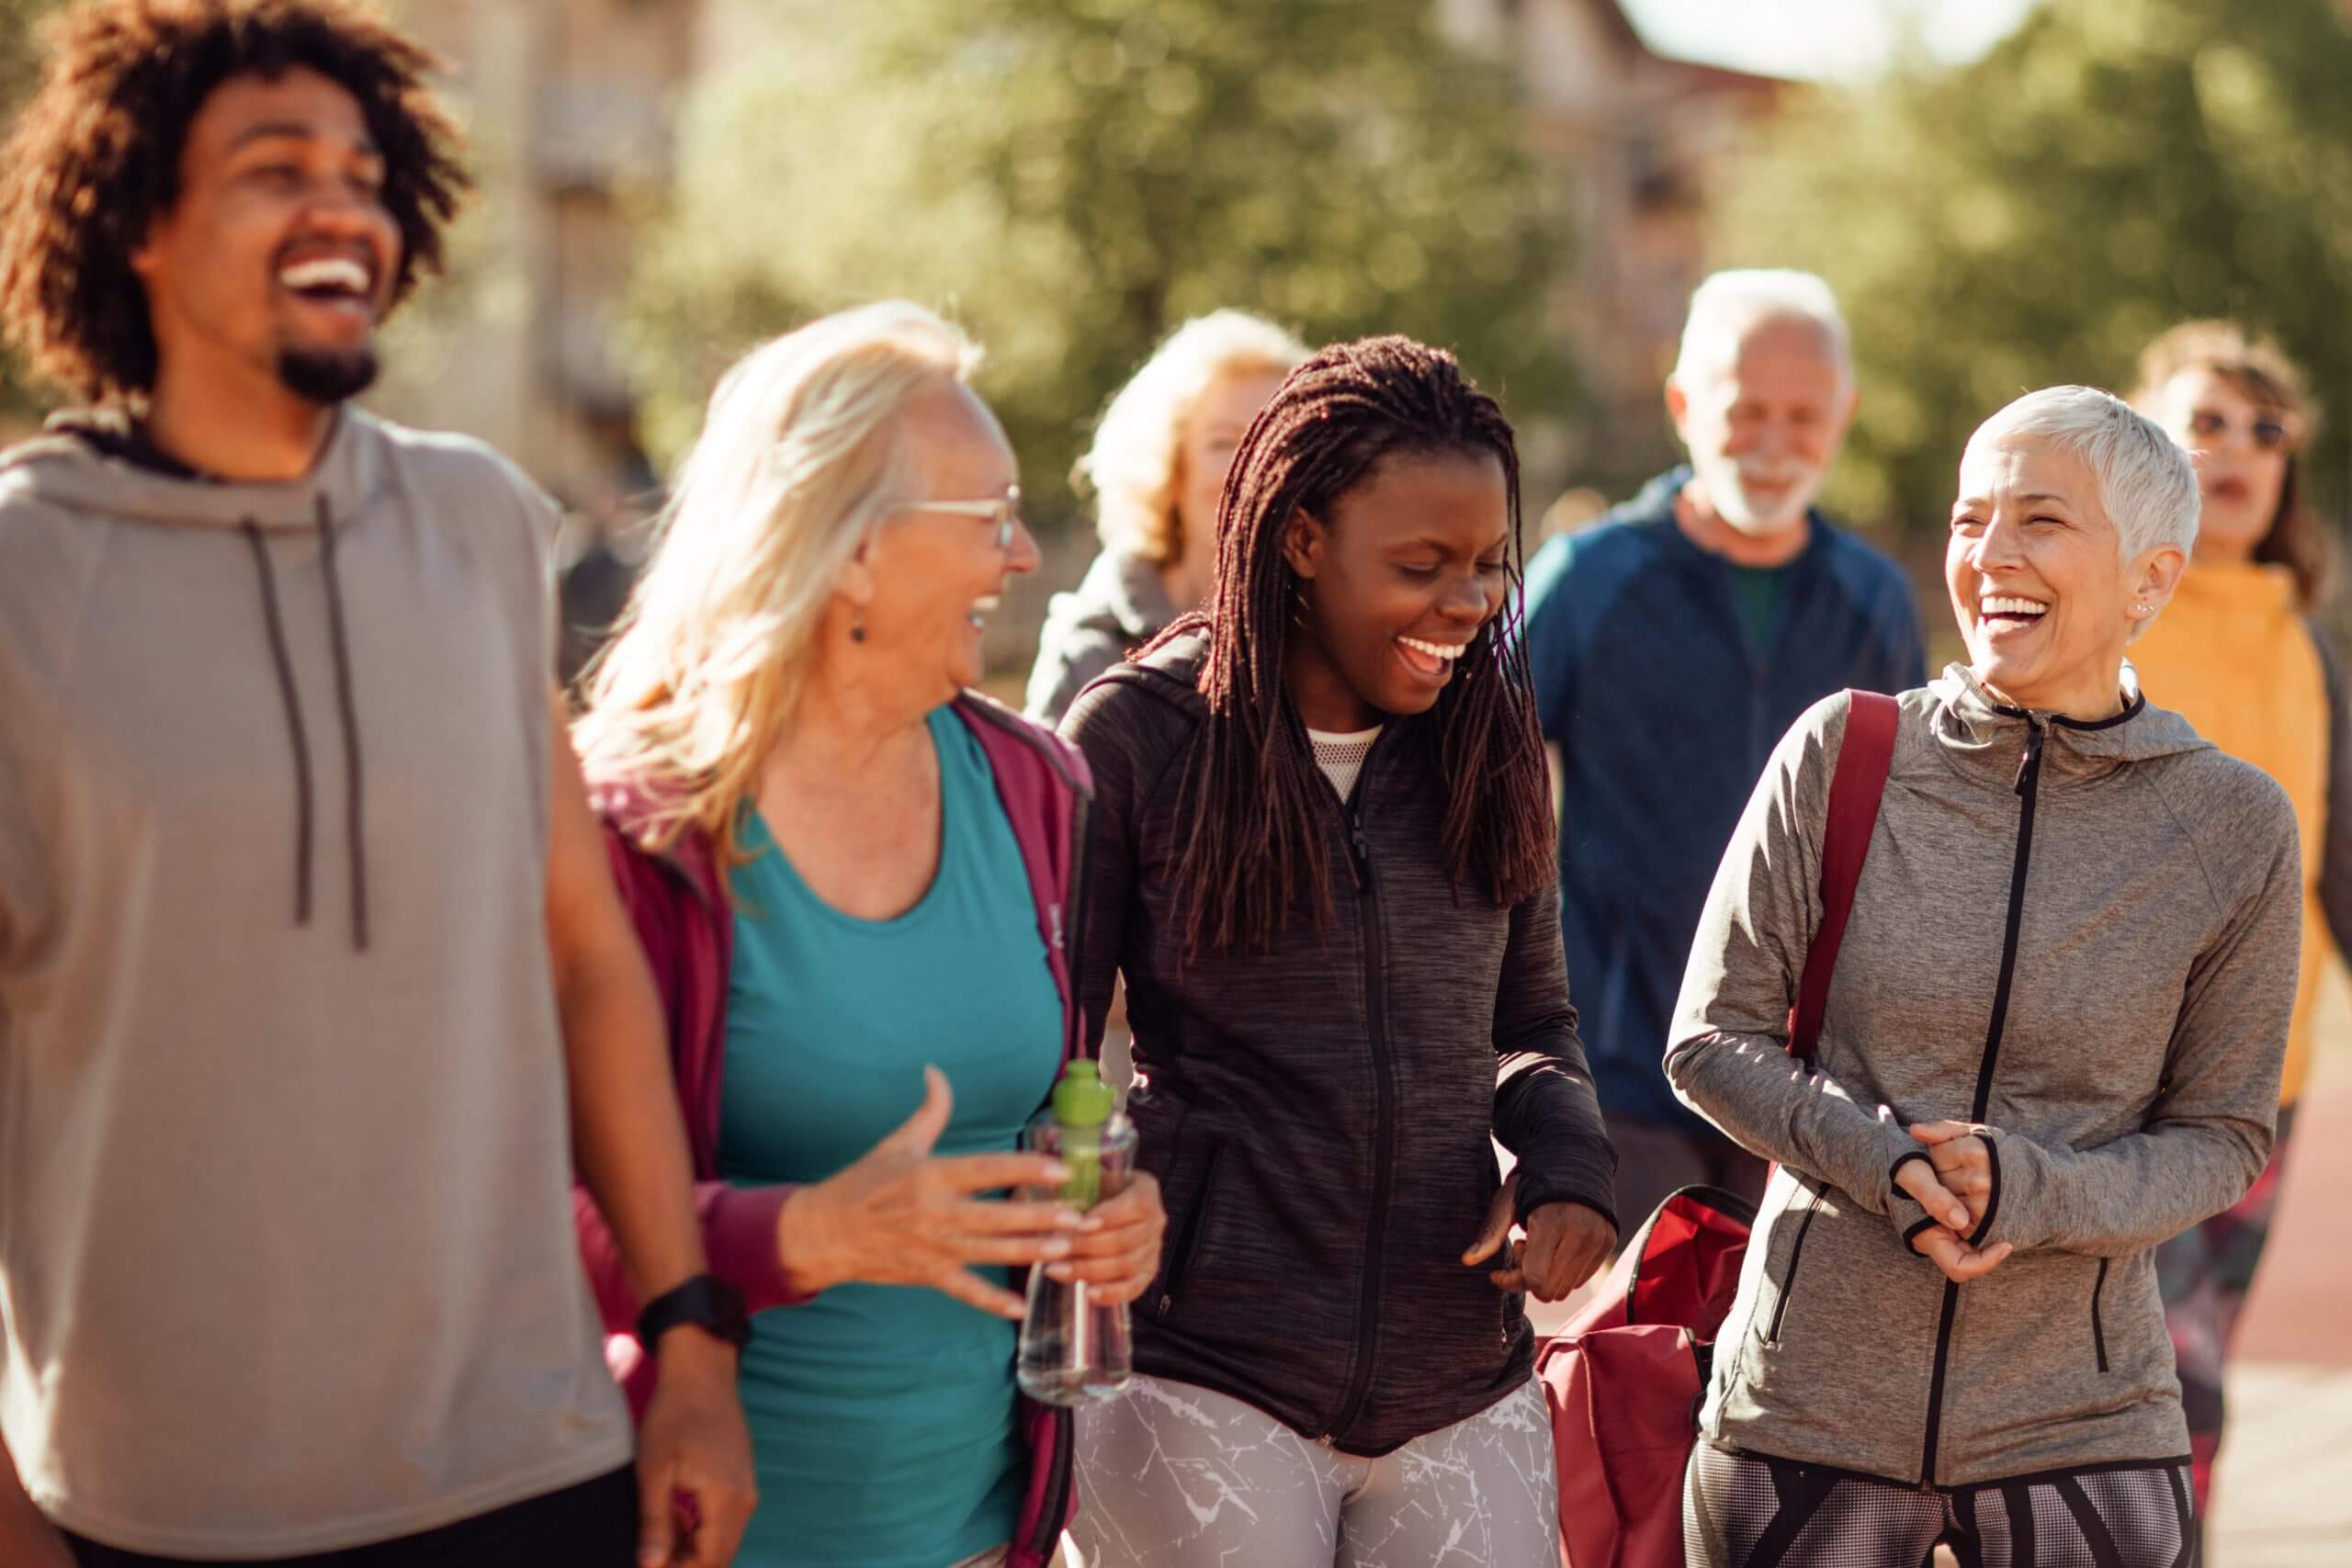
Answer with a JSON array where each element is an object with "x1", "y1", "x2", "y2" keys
[
  {"x1": 1076, "y1": 309, "x2": 1308, "y2": 565},
  {"x1": 574, "y1": 300, "x2": 981, "y2": 863}
]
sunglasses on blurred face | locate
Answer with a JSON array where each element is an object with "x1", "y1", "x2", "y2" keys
[{"x1": 2186, "y1": 408, "x2": 2292, "y2": 453}]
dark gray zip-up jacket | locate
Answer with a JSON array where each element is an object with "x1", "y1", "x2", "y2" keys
[
  {"x1": 1668, "y1": 668, "x2": 2300, "y2": 1486},
  {"x1": 1063, "y1": 633, "x2": 1617, "y2": 1455}
]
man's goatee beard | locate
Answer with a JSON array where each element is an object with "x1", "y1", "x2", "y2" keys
[{"x1": 277, "y1": 346, "x2": 379, "y2": 406}]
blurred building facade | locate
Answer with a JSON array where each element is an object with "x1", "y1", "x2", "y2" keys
[
  {"x1": 377, "y1": 0, "x2": 1784, "y2": 525},
  {"x1": 375, "y1": 0, "x2": 700, "y2": 520},
  {"x1": 1440, "y1": 0, "x2": 1786, "y2": 492}
]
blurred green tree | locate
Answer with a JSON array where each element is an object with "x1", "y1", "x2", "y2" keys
[
  {"x1": 623, "y1": 0, "x2": 1576, "y2": 519},
  {"x1": 1715, "y1": 0, "x2": 2352, "y2": 539}
]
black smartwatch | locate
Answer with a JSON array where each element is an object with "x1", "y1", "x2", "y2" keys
[{"x1": 635, "y1": 1273, "x2": 752, "y2": 1354}]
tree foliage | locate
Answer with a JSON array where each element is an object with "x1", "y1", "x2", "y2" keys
[
  {"x1": 1715, "y1": 0, "x2": 2352, "y2": 539},
  {"x1": 624, "y1": 0, "x2": 1575, "y2": 518}
]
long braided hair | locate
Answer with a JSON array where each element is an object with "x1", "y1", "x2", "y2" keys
[{"x1": 1155, "y1": 334, "x2": 1556, "y2": 957}]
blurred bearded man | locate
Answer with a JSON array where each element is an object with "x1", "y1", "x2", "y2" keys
[{"x1": 1521, "y1": 270, "x2": 1925, "y2": 1234}]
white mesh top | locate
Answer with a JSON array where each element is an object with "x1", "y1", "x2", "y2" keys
[{"x1": 1307, "y1": 725, "x2": 1383, "y2": 802}]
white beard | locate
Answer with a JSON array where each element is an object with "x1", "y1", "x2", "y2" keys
[{"x1": 1696, "y1": 455, "x2": 1823, "y2": 536}]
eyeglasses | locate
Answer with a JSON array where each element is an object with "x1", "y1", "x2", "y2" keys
[
  {"x1": 909, "y1": 486, "x2": 1023, "y2": 552},
  {"x1": 2186, "y1": 408, "x2": 2294, "y2": 453}
]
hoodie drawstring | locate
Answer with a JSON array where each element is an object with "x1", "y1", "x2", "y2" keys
[
  {"x1": 242, "y1": 521, "x2": 315, "y2": 929},
  {"x1": 240, "y1": 504, "x2": 370, "y2": 952},
  {"x1": 314, "y1": 496, "x2": 369, "y2": 951}
]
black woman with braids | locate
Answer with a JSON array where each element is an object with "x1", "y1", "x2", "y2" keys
[{"x1": 1058, "y1": 334, "x2": 1617, "y2": 1565}]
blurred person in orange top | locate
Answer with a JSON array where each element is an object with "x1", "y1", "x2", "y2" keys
[{"x1": 2130, "y1": 320, "x2": 2351, "y2": 1535}]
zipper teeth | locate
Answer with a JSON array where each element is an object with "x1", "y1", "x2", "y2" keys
[
  {"x1": 1922, "y1": 717, "x2": 2043, "y2": 1489},
  {"x1": 1918, "y1": 1280, "x2": 1962, "y2": 1489},
  {"x1": 2091, "y1": 1259, "x2": 2110, "y2": 1373},
  {"x1": 1971, "y1": 722, "x2": 2043, "y2": 1122},
  {"x1": 1025, "y1": 1409, "x2": 1074, "y2": 1555},
  {"x1": 1063, "y1": 791, "x2": 1092, "y2": 1063},
  {"x1": 1765, "y1": 1186, "x2": 1822, "y2": 1344},
  {"x1": 1325, "y1": 811, "x2": 1394, "y2": 1442},
  {"x1": 1157, "y1": 1145, "x2": 1221, "y2": 1310}
]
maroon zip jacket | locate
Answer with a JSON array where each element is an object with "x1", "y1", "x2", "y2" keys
[{"x1": 571, "y1": 692, "x2": 1091, "y2": 1568}]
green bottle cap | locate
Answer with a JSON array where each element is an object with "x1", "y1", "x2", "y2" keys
[{"x1": 1051, "y1": 1060, "x2": 1114, "y2": 1129}]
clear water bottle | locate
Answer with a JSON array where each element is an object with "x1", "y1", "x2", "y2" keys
[{"x1": 1015, "y1": 1060, "x2": 1136, "y2": 1405}]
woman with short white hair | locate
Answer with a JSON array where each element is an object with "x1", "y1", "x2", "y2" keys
[
  {"x1": 571, "y1": 301, "x2": 1165, "y2": 1568},
  {"x1": 1024, "y1": 310, "x2": 1306, "y2": 724},
  {"x1": 1671, "y1": 387, "x2": 2302, "y2": 1565}
]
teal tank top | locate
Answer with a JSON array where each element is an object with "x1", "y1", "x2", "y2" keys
[{"x1": 719, "y1": 706, "x2": 1065, "y2": 1568}]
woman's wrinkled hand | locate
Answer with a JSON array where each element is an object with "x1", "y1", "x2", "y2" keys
[
  {"x1": 1464, "y1": 1171, "x2": 1617, "y2": 1303},
  {"x1": 1902, "y1": 1120, "x2": 2011, "y2": 1284},
  {"x1": 1894, "y1": 1142, "x2": 1975, "y2": 1234},
  {"x1": 1046, "y1": 1170, "x2": 1165, "y2": 1305},
  {"x1": 1910, "y1": 1224, "x2": 2012, "y2": 1284},
  {"x1": 1909, "y1": 1120, "x2": 1996, "y2": 1230},
  {"x1": 777, "y1": 1066, "x2": 1086, "y2": 1318}
]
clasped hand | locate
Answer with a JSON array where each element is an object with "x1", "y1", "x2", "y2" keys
[{"x1": 1896, "y1": 1120, "x2": 2012, "y2": 1284}]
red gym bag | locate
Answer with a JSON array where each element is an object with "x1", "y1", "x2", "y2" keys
[{"x1": 1540, "y1": 690, "x2": 1898, "y2": 1567}]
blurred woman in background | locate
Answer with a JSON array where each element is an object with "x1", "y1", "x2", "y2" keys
[
  {"x1": 1024, "y1": 310, "x2": 1306, "y2": 724},
  {"x1": 2131, "y1": 321, "x2": 2351, "y2": 1531}
]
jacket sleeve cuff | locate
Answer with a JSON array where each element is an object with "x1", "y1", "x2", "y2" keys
[
  {"x1": 1966, "y1": 1138, "x2": 2003, "y2": 1247},
  {"x1": 1886, "y1": 1150, "x2": 1935, "y2": 1249},
  {"x1": 1513, "y1": 1164, "x2": 1619, "y2": 1242},
  {"x1": 702, "y1": 1182, "x2": 812, "y2": 1312},
  {"x1": 1973, "y1": 1130, "x2": 2037, "y2": 1250}
]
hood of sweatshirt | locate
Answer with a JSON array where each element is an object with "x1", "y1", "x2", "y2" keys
[
  {"x1": 0, "y1": 408, "x2": 469, "y2": 953},
  {"x1": 1926, "y1": 660, "x2": 2211, "y2": 796},
  {"x1": 9, "y1": 407, "x2": 393, "y2": 532},
  {"x1": 1043, "y1": 547, "x2": 1180, "y2": 648}
]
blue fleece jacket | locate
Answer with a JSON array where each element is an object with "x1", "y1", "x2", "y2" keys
[{"x1": 1521, "y1": 468, "x2": 1926, "y2": 1128}]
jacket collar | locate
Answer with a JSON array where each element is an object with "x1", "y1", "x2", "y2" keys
[{"x1": 1927, "y1": 660, "x2": 2210, "y2": 793}]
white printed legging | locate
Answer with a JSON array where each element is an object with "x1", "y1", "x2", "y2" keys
[{"x1": 1069, "y1": 1374, "x2": 1558, "y2": 1567}]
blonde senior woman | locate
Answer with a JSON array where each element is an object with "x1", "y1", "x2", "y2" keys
[
  {"x1": 571, "y1": 302, "x2": 1164, "y2": 1568},
  {"x1": 1671, "y1": 387, "x2": 2301, "y2": 1567},
  {"x1": 1024, "y1": 310, "x2": 1306, "y2": 724}
]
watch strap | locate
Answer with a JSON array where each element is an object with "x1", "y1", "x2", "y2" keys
[{"x1": 634, "y1": 1272, "x2": 752, "y2": 1352}]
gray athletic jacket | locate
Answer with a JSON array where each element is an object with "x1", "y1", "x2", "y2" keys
[
  {"x1": 1023, "y1": 548, "x2": 1177, "y2": 727},
  {"x1": 1668, "y1": 666, "x2": 2301, "y2": 1486}
]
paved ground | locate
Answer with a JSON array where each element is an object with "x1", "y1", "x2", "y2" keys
[{"x1": 2206, "y1": 973, "x2": 2352, "y2": 1566}]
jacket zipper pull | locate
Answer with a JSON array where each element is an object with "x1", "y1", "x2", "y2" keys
[
  {"x1": 1347, "y1": 808, "x2": 1375, "y2": 889},
  {"x1": 2013, "y1": 717, "x2": 2046, "y2": 796}
]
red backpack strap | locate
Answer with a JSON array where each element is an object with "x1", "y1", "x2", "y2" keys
[{"x1": 1787, "y1": 691, "x2": 1898, "y2": 1062}]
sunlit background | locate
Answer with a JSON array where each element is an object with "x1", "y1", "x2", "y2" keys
[{"x1": 2, "y1": 4, "x2": 2346, "y2": 1557}]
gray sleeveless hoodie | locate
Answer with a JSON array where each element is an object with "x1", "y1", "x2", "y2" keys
[
  {"x1": 1668, "y1": 668, "x2": 2299, "y2": 1487},
  {"x1": 0, "y1": 412, "x2": 628, "y2": 1555}
]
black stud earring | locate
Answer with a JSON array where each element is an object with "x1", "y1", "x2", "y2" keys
[{"x1": 850, "y1": 618, "x2": 867, "y2": 643}]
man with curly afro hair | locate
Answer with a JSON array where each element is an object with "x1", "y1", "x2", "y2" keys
[{"x1": 0, "y1": 6, "x2": 756, "y2": 1566}]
